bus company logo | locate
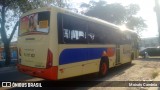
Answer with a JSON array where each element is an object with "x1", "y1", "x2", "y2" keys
[{"x1": 2, "y1": 82, "x2": 11, "y2": 87}]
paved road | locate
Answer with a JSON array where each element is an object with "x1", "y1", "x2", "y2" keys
[{"x1": 0, "y1": 66, "x2": 36, "y2": 81}]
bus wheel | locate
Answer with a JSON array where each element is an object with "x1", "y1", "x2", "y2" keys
[{"x1": 99, "y1": 60, "x2": 108, "y2": 77}]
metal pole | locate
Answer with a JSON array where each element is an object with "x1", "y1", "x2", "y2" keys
[{"x1": 155, "y1": 0, "x2": 160, "y2": 46}]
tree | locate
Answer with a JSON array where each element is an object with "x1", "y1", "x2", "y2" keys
[
  {"x1": 81, "y1": 0, "x2": 147, "y2": 33},
  {"x1": 0, "y1": 0, "x2": 38, "y2": 66},
  {"x1": 125, "y1": 4, "x2": 147, "y2": 34},
  {"x1": 32, "y1": 0, "x2": 72, "y2": 8},
  {"x1": 126, "y1": 17, "x2": 147, "y2": 35},
  {"x1": 38, "y1": 0, "x2": 77, "y2": 12}
]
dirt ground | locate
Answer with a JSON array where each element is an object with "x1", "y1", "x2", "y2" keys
[
  {"x1": 87, "y1": 58, "x2": 160, "y2": 90},
  {"x1": 1, "y1": 58, "x2": 160, "y2": 90}
]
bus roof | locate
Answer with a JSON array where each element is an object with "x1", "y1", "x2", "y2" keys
[
  {"x1": 50, "y1": 6, "x2": 120, "y2": 30},
  {"x1": 21, "y1": 6, "x2": 136, "y2": 34}
]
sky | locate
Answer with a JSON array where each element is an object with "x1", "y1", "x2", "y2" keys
[
  {"x1": 71, "y1": 0, "x2": 159, "y2": 38},
  {"x1": 108, "y1": 0, "x2": 158, "y2": 38}
]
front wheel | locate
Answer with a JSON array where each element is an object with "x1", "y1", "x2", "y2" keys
[{"x1": 99, "y1": 60, "x2": 108, "y2": 77}]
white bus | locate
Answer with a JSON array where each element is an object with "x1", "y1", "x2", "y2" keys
[{"x1": 17, "y1": 6, "x2": 138, "y2": 80}]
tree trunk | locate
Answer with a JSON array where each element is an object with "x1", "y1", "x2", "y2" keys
[{"x1": 4, "y1": 42, "x2": 11, "y2": 66}]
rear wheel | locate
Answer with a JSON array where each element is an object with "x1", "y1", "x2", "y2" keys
[
  {"x1": 129, "y1": 53, "x2": 134, "y2": 64},
  {"x1": 131, "y1": 53, "x2": 134, "y2": 60},
  {"x1": 99, "y1": 60, "x2": 108, "y2": 77}
]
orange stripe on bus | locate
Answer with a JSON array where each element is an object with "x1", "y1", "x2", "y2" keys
[{"x1": 106, "y1": 48, "x2": 115, "y2": 57}]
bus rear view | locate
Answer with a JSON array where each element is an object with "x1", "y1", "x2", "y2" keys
[{"x1": 17, "y1": 8, "x2": 58, "y2": 80}]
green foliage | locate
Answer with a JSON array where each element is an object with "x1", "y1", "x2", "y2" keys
[
  {"x1": 152, "y1": 71, "x2": 159, "y2": 79},
  {"x1": 0, "y1": 0, "x2": 72, "y2": 65},
  {"x1": 34, "y1": 0, "x2": 71, "y2": 8},
  {"x1": 0, "y1": 0, "x2": 37, "y2": 65},
  {"x1": 126, "y1": 4, "x2": 140, "y2": 16},
  {"x1": 126, "y1": 17, "x2": 147, "y2": 32},
  {"x1": 81, "y1": 0, "x2": 147, "y2": 33}
]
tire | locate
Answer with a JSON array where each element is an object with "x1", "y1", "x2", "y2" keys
[
  {"x1": 129, "y1": 53, "x2": 134, "y2": 65},
  {"x1": 99, "y1": 58, "x2": 109, "y2": 77}
]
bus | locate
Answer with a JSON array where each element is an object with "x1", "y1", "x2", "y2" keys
[
  {"x1": 17, "y1": 6, "x2": 138, "y2": 80},
  {"x1": 122, "y1": 29, "x2": 139, "y2": 60}
]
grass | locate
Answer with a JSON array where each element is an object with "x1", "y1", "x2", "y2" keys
[{"x1": 152, "y1": 71, "x2": 159, "y2": 79}]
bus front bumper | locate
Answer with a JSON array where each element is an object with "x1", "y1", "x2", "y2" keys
[{"x1": 17, "y1": 64, "x2": 58, "y2": 80}]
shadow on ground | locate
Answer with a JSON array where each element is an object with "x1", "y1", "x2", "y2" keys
[
  {"x1": 138, "y1": 57, "x2": 160, "y2": 62},
  {"x1": 0, "y1": 66, "x2": 35, "y2": 81},
  {"x1": 8, "y1": 63, "x2": 134, "y2": 90}
]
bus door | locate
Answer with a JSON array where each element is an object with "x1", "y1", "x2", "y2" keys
[
  {"x1": 116, "y1": 44, "x2": 121, "y2": 65},
  {"x1": 116, "y1": 44, "x2": 130, "y2": 65},
  {"x1": 121, "y1": 33, "x2": 132, "y2": 63},
  {"x1": 122, "y1": 44, "x2": 132, "y2": 62}
]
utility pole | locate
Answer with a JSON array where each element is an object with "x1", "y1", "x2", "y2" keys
[{"x1": 155, "y1": 0, "x2": 160, "y2": 46}]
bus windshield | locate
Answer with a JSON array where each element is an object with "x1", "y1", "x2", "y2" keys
[{"x1": 19, "y1": 11, "x2": 50, "y2": 36}]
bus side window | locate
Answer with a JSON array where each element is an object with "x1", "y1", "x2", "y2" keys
[
  {"x1": 123, "y1": 34, "x2": 132, "y2": 44},
  {"x1": 63, "y1": 29, "x2": 70, "y2": 43},
  {"x1": 105, "y1": 30, "x2": 121, "y2": 44},
  {"x1": 119, "y1": 33, "x2": 127, "y2": 44},
  {"x1": 62, "y1": 14, "x2": 87, "y2": 44},
  {"x1": 88, "y1": 23, "x2": 103, "y2": 44},
  {"x1": 57, "y1": 13, "x2": 63, "y2": 44},
  {"x1": 87, "y1": 33, "x2": 95, "y2": 43},
  {"x1": 88, "y1": 23, "x2": 117, "y2": 44}
]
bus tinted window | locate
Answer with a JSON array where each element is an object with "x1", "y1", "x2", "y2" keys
[
  {"x1": 88, "y1": 23, "x2": 104, "y2": 44},
  {"x1": 58, "y1": 14, "x2": 87, "y2": 44},
  {"x1": 19, "y1": 11, "x2": 50, "y2": 36},
  {"x1": 58, "y1": 13, "x2": 128, "y2": 44},
  {"x1": 121, "y1": 31, "x2": 133, "y2": 44},
  {"x1": 88, "y1": 23, "x2": 121, "y2": 44}
]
